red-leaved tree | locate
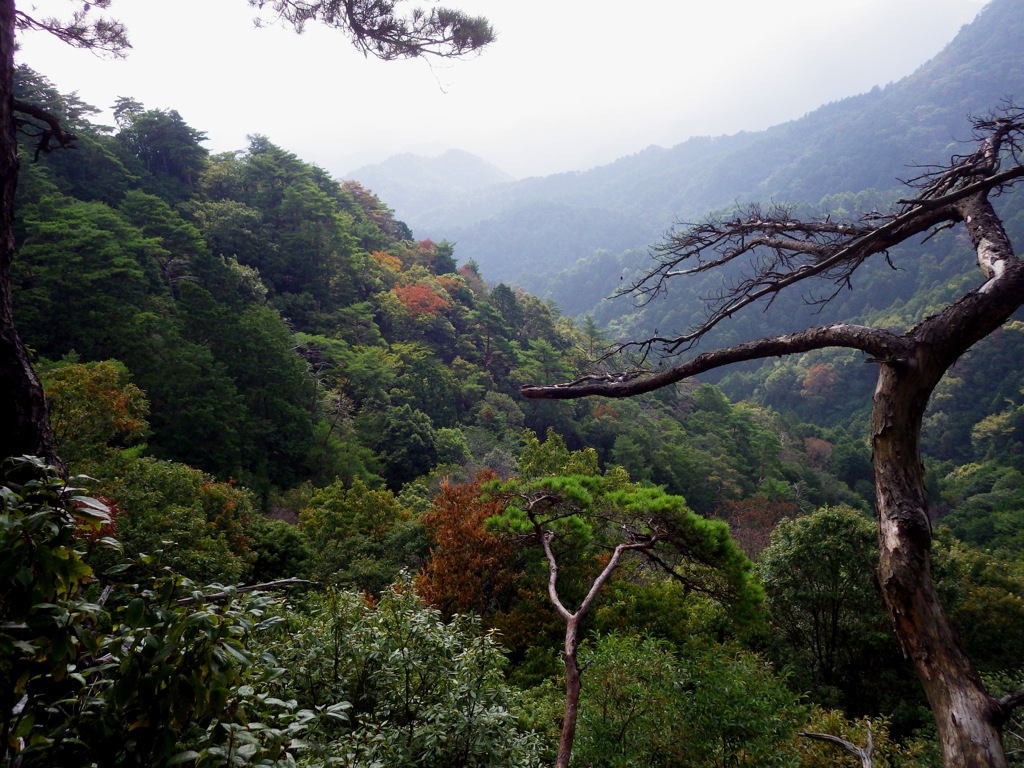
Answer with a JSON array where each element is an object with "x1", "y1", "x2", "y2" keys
[{"x1": 393, "y1": 283, "x2": 451, "y2": 317}]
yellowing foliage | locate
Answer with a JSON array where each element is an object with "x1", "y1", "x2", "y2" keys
[{"x1": 371, "y1": 249, "x2": 403, "y2": 272}]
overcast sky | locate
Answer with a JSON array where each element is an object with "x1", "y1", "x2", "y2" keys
[{"x1": 16, "y1": 0, "x2": 988, "y2": 180}]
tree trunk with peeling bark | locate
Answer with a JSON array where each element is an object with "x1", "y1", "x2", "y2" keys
[
  {"x1": 873, "y1": 348, "x2": 1004, "y2": 767},
  {"x1": 869, "y1": 191, "x2": 1024, "y2": 768},
  {"x1": 520, "y1": 115, "x2": 1024, "y2": 767}
]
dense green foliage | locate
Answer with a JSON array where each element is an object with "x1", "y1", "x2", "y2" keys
[
  {"x1": 572, "y1": 632, "x2": 802, "y2": 768},
  {"x1": 9, "y1": 64, "x2": 858, "y2": 530},
  {"x1": 758, "y1": 507, "x2": 918, "y2": 728},
  {"x1": 7, "y1": 7, "x2": 1024, "y2": 760},
  {"x1": 0, "y1": 459, "x2": 541, "y2": 767},
  {"x1": 490, "y1": 429, "x2": 763, "y2": 629},
  {"x1": 259, "y1": 583, "x2": 545, "y2": 767},
  {"x1": 0, "y1": 457, "x2": 285, "y2": 767}
]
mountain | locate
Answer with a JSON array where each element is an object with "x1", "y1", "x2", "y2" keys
[
  {"x1": 345, "y1": 0, "x2": 1023, "y2": 323},
  {"x1": 8, "y1": 65, "x2": 871, "y2": 534},
  {"x1": 346, "y1": 149, "x2": 514, "y2": 230}
]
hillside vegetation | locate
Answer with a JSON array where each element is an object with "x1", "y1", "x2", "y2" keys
[
  {"x1": 6, "y1": 4, "x2": 1024, "y2": 763},
  {"x1": 354, "y1": 0, "x2": 1024, "y2": 328}
]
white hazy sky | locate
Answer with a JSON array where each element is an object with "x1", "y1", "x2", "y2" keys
[{"x1": 16, "y1": 0, "x2": 988, "y2": 180}]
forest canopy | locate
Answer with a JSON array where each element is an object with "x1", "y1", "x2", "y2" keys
[{"x1": 3, "y1": 1, "x2": 1024, "y2": 765}]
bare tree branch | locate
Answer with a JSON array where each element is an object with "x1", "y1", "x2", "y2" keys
[
  {"x1": 624, "y1": 190, "x2": 983, "y2": 356},
  {"x1": 799, "y1": 728, "x2": 874, "y2": 768},
  {"x1": 12, "y1": 99, "x2": 76, "y2": 160},
  {"x1": 522, "y1": 108, "x2": 1024, "y2": 404},
  {"x1": 522, "y1": 323, "x2": 907, "y2": 399},
  {"x1": 607, "y1": 109, "x2": 1024, "y2": 360},
  {"x1": 998, "y1": 689, "x2": 1024, "y2": 722}
]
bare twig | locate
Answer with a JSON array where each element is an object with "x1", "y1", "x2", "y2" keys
[{"x1": 998, "y1": 688, "x2": 1024, "y2": 722}]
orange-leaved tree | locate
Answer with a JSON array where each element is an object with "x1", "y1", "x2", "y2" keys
[
  {"x1": 393, "y1": 283, "x2": 451, "y2": 317},
  {"x1": 416, "y1": 471, "x2": 517, "y2": 617}
]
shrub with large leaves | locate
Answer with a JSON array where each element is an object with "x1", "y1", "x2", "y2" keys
[
  {"x1": 0, "y1": 457, "x2": 112, "y2": 763},
  {"x1": 0, "y1": 457, "x2": 303, "y2": 767},
  {"x1": 260, "y1": 580, "x2": 545, "y2": 767}
]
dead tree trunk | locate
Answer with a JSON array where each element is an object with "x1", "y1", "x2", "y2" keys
[
  {"x1": 873, "y1": 352, "x2": 1006, "y2": 767},
  {"x1": 870, "y1": 190, "x2": 1024, "y2": 768}
]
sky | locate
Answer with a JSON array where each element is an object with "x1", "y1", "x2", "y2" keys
[{"x1": 16, "y1": 0, "x2": 989, "y2": 180}]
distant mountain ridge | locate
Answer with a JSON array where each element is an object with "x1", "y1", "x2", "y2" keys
[
  {"x1": 346, "y1": 149, "x2": 514, "y2": 232},
  {"x1": 346, "y1": 0, "x2": 1022, "y2": 322}
]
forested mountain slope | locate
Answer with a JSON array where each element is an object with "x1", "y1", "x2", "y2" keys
[
  {"x1": 8, "y1": 13, "x2": 1024, "y2": 765},
  {"x1": 9, "y1": 66, "x2": 857, "y2": 523},
  {"x1": 350, "y1": 0, "x2": 1024, "y2": 568},
  {"x1": 355, "y1": 0, "x2": 1023, "y2": 324}
]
